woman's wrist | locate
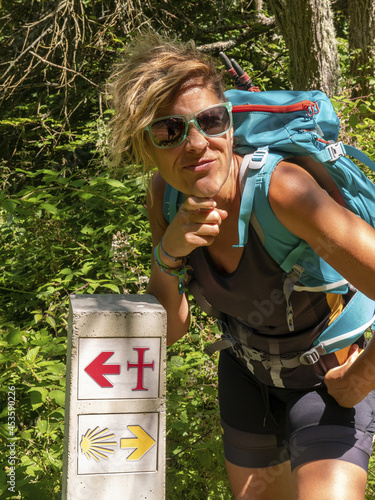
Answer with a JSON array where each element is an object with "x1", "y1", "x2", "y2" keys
[
  {"x1": 153, "y1": 241, "x2": 190, "y2": 294},
  {"x1": 158, "y1": 237, "x2": 184, "y2": 268}
]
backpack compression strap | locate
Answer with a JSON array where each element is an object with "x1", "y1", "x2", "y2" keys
[{"x1": 314, "y1": 142, "x2": 375, "y2": 172}]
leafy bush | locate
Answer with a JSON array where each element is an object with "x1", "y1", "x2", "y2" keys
[
  {"x1": 332, "y1": 84, "x2": 375, "y2": 184},
  {"x1": 0, "y1": 152, "x2": 230, "y2": 498}
]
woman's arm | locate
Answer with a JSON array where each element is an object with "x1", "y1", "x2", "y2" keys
[
  {"x1": 269, "y1": 161, "x2": 375, "y2": 406},
  {"x1": 146, "y1": 173, "x2": 190, "y2": 345},
  {"x1": 146, "y1": 172, "x2": 227, "y2": 345},
  {"x1": 269, "y1": 161, "x2": 375, "y2": 300}
]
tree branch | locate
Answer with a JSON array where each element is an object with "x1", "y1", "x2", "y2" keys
[
  {"x1": 198, "y1": 16, "x2": 276, "y2": 54},
  {"x1": 29, "y1": 51, "x2": 98, "y2": 87},
  {"x1": 1, "y1": 24, "x2": 54, "y2": 80}
]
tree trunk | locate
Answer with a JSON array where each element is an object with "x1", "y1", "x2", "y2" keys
[
  {"x1": 348, "y1": 0, "x2": 375, "y2": 97},
  {"x1": 266, "y1": 0, "x2": 340, "y2": 95},
  {"x1": 254, "y1": 0, "x2": 264, "y2": 11}
]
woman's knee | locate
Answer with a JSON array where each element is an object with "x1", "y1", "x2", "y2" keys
[
  {"x1": 292, "y1": 459, "x2": 367, "y2": 500},
  {"x1": 225, "y1": 459, "x2": 294, "y2": 500}
]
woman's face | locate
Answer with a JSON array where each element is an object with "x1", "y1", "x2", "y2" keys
[{"x1": 145, "y1": 84, "x2": 234, "y2": 199}]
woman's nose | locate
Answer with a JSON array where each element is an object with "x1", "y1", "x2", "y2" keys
[{"x1": 184, "y1": 124, "x2": 208, "y2": 151}]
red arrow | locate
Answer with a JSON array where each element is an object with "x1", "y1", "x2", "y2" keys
[{"x1": 84, "y1": 352, "x2": 120, "y2": 387}]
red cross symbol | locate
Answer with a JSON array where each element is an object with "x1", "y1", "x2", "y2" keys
[{"x1": 127, "y1": 348, "x2": 155, "y2": 391}]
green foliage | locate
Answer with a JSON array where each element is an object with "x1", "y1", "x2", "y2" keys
[
  {"x1": 0, "y1": 149, "x2": 233, "y2": 497},
  {"x1": 0, "y1": 324, "x2": 66, "y2": 499},
  {"x1": 332, "y1": 88, "x2": 375, "y2": 182},
  {"x1": 0, "y1": 163, "x2": 151, "y2": 318},
  {"x1": 367, "y1": 451, "x2": 375, "y2": 499}
]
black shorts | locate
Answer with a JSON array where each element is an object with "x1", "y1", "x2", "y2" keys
[{"x1": 218, "y1": 349, "x2": 375, "y2": 471}]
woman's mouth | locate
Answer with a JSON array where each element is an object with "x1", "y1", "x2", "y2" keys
[{"x1": 183, "y1": 159, "x2": 215, "y2": 172}]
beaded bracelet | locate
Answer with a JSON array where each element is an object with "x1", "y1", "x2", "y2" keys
[{"x1": 154, "y1": 243, "x2": 190, "y2": 294}]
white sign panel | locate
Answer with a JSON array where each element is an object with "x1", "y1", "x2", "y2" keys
[
  {"x1": 78, "y1": 413, "x2": 158, "y2": 474},
  {"x1": 78, "y1": 337, "x2": 160, "y2": 400}
]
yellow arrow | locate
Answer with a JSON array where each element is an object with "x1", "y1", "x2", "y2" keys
[{"x1": 120, "y1": 425, "x2": 156, "y2": 461}]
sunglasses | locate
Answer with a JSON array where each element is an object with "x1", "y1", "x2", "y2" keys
[{"x1": 144, "y1": 102, "x2": 233, "y2": 149}]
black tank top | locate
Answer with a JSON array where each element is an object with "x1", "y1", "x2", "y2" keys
[{"x1": 188, "y1": 224, "x2": 350, "y2": 388}]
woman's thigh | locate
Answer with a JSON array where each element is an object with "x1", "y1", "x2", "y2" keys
[
  {"x1": 218, "y1": 350, "x2": 288, "y2": 469},
  {"x1": 286, "y1": 389, "x2": 375, "y2": 471}
]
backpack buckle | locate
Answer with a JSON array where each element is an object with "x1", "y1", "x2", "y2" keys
[
  {"x1": 326, "y1": 142, "x2": 346, "y2": 162},
  {"x1": 299, "y1": 344, "x2": 326, "y2": 365},
  {"x1": 249, "y1": 147, "x2": 269, "y2": 169}
]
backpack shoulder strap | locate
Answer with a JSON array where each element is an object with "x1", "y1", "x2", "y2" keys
[
  {"x1": 163, "y1": 183, "x2": 184, "y2": 224},
  {"x1": 234, "y1": 149, "x2": 284, "y2": 248},
  {"x1": 234, "y1": 149, "x2": 306, "y2": 272}
]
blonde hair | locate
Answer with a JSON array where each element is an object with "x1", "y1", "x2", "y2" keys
[{"x1": 108, "y1": 32, "x2": 225, "y2": 170}]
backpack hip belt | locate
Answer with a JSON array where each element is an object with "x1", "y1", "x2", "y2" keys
[{"x1": 205, "y1": 289, "x2": 375, "y2": 366}]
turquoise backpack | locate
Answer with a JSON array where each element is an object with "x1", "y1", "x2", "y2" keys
[{"x1": 163, "y1": 87, "x2": 375, "y2": 365}]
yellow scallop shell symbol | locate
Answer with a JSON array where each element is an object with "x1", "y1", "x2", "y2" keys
[{"x1": 80, "y1": 427, "x2": 117, "y2": 461}]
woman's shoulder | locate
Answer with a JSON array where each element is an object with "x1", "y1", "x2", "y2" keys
[
  {"x1": 268, "y1": 159, "x2": 346, "y2": 244},
  {"x1": 268, "y1": 160, "x2": 323, "y2": 211},
  {"x1": 150, "y1": 170, "x2": 167, "y2": 196}
]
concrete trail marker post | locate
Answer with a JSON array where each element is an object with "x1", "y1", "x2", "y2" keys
[{"x1": 62, "y1": 294, "x2": 166, "y2": 500}]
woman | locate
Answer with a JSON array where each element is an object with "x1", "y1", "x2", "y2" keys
[{"x1": 109, "y1": 32, "x2": 375, "y2": 499}]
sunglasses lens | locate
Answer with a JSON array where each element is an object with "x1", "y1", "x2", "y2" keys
[
  {"x1": 197, "y1": 106, "x2": 231, "y2": 136},
  {"x1": 150, "y1": 117, "x2": 186, "y2": 147}
]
